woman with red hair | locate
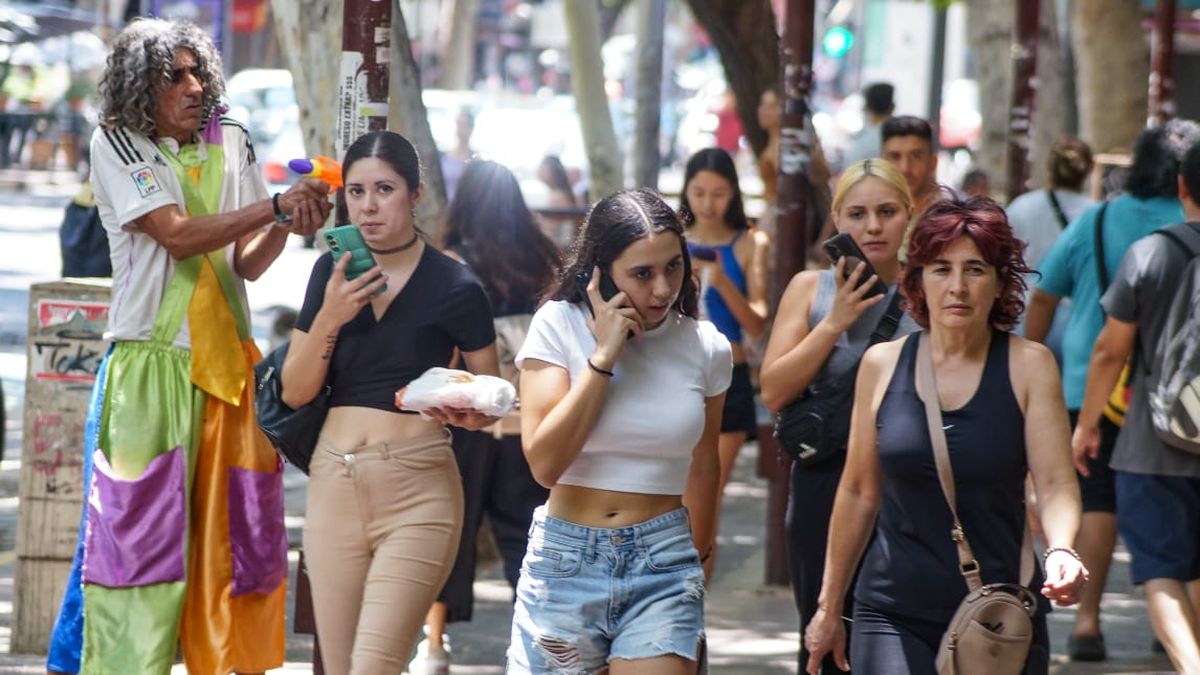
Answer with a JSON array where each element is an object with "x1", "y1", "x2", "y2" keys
[{"x1": 803, "y1": 197, "x2": 1088, "y2": 674}]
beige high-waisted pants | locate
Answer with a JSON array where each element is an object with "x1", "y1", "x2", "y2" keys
[{"x1": 304, "y1": 429, "x2": 464, "y2": 674}]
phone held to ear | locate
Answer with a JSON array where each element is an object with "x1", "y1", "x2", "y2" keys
[
  {"x1": 576, "y1": 267, "x2": 634, "y2": 340},
  {"x1": 686, "y1": 241, "x2": 719, "y2": 262},
  {"x1": 822, "y1": 232, "x2": 888, "y2": 299},
  {"x1": 323, "y1": 224, "x2": 387, "y2": 295}
]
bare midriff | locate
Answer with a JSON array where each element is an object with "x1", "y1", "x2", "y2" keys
[
  {"x1": 321, "y1": 405, "x2": 442, "y2": 448},
  {"x1": 547, "y1": 483, "x2": 684, "y2": 528}
]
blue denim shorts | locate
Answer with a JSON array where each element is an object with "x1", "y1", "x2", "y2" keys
[
  {"x1": 1115, "y1": 470, "x2": 1200, "y2": 584},
  {"x1": 506, "y1": 505, "x2": 706, "y2": 673}
]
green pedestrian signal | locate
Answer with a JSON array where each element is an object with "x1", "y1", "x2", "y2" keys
[{"x1": 823, "y1": 26, "x2": 854, "y2": 57}]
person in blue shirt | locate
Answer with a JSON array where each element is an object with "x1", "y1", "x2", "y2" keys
[
  {"x1": 680, "y1": 148, "x2": 770, "y2": 579},
  {"x1": 1024, "y1": 119, "x2": 1200, "y2": 662}
]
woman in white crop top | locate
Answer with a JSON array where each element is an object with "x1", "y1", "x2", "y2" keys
[{"x1": 508, "y1": 188, "x2": 732, "y2": 674}]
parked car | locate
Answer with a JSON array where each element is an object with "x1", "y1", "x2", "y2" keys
[{"x1": 225, "y1": 68, "x2": 297, "y2": 151}]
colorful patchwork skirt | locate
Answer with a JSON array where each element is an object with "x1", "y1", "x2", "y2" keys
[{"x1": 47, "y1": 339, "x2": 287, "y2": 674}]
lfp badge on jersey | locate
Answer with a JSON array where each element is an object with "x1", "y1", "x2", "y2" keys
[{"x1": 131, "y1": 167, "x2": 161, "y2": 198}]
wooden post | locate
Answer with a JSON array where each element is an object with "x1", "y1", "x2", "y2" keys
[
  {"x1": 1006, "y1": 0, "x2": 1040, "y2": 201},
  {"x1": 756, "y1": 427, "x2": 793, "y2": 587},
  {"x1": 765, "y1": 0, "x2": 815, "y2": 587},
  {"x1": 1148, "y1": 0, "x2": 1177, "y2": 126},
  {"x1": 13, "y1": 280, "x2": 112, "y2": 653}
]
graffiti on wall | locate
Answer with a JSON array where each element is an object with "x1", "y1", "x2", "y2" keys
[{"x1": 31, "y1": 300, "x2": 109, "y2": 383}]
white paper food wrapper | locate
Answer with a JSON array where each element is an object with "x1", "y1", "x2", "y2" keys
[{"x1": 395, "y1": 367, "x2": 517, "y2": 418}]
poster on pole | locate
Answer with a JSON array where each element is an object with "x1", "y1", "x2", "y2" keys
[{"x1": 334, "y1": 48, "x2": 390, "y2": 159}]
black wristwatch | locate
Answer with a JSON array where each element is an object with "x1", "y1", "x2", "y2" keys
[{"x1": 271, "y1": 193, "x2": 292, "y2": 225}]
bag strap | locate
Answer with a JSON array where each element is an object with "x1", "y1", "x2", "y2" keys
[
  {"x1": 1093, "y1": 201, "x2": 1110, "y2": 291},
  {"x1": 868, "y1": 289, "x2": 905, "y2": 346},
  {"x1": 916, "y1": 332, "x2": 1034, "y2": 592},
  {"x1": 1154, "y1": 222, "x2": 1200, "y2": 259},
  {"x1": 1046, "y1": 189, "x2": 1070, "y2": 230}
]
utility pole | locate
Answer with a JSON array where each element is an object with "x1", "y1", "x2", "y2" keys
[
  {"x1": 776, "y1": 1, "x2": 815, "y2": 292},
  {"x1": 334, "y1": 0, "x2": 392, "y2": 223},
  {"x1": 1148, "y1": 0, "x2": 1177, "y2": 126},
  {"x1": 1006, "y1": 0, "x2": 1040, "y2": 201},
  {"x1": 762, "y1": 0, "x2": 815, "y2": 588}
]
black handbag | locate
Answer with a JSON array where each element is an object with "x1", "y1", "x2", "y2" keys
[
  {"x1": 254, "y1": 341, "x2": 330, "y2": 474},
  {"x1": 775, "y1": 291, "x2": 904, "y2": 466}
]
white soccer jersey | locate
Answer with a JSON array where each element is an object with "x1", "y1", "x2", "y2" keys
[{"x1": 90, "y1": 120, "x2": 268, "y2": 348}]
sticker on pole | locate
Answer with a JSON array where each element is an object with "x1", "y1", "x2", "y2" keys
[{"x1": 336, "y1": 51, "x2": 368, "y2": 158}]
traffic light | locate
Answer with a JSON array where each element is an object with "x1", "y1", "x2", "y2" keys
[{"x1": 822, "y1": 26, "x2": 854, "y2": 57}]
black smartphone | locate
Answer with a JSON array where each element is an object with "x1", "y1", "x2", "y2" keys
[
  {"x1": 576, "y1": 267, "x2": 633, "y2": 339},
  {"x1": 822, "y1": 232, "x2": 888, "y2": 298},
  {"x1": 686, "y1": 241, "x2": 719, "y2": 262}
]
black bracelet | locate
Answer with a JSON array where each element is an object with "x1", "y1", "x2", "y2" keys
[
  {"x1": 271, "y1": 193, "x2": 291, "y2": 224},
  {"x1": 699, "y1": 546, "x2": 713, "y2": 564},
  {"x1": 586, "y1": 358, "x2": 614, "y2": 377}
]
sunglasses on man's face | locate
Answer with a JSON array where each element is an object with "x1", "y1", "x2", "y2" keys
[{"x1": 168, "y1": 65, "x2": 202, "y2": 84}]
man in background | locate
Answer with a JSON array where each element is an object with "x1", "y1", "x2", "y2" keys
[{"x1": 842, "y1": 82, "x2": 895, "y2": 166}]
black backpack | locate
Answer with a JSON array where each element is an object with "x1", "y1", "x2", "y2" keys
[{"x1": 1146, "y1": 222, "x2": 1200, "y2": 454}]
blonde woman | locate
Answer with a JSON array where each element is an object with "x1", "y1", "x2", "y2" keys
[{"x1": 761, "y1": 159, "x2": 921, "y2": 671}]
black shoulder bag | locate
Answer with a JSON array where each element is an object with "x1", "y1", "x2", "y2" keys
[
  {"x1": 774, "y1": 290, "x2": 904, "y2": 466},
  {"x1": 254, "y1": 341, "x2": 330, "y2": 474},
  {"x1": 1045, "y1": 189, "x2": 1070, "y2": 230}
]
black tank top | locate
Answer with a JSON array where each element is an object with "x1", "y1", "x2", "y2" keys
[{"x1": 855, "y1": 330, "x2": 1047, "y2": 623}]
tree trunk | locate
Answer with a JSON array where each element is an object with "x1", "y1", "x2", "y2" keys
[
  {"x1": 683, "y1": 0, "x2": 778, "y2": 156},
  {"x1": 1073, "y1": 0, "x2": 1148, "y2": 153},
  {"x1": 1148, "y1": 0, "x2": 1177, "y2": 125},
  {"x1": 1006, "y1": 0, "x2": 1039, "y2": 199},
  {"x1": 967, "y1": 0, "x2": 1012, "y2": 190},
  {"x1": 388, "y1": 0, "x2": 448, "y2": 238},
  {"x1": 437, "y1": 0, "x2": 479, "y2": 90},
  {"x1": 967, "y1": 0, "x2": 1066, "y2": 193},
  {"x1": 1029, "y1": 0, "x2": 1067, "y2": 188},
  {"x1": 563, "y1": 0, "x2": 624, "y2": 199},
  {"x1": 633, "y1": 0, "x2": 666, "y2": 189},
  {"x1": 269, "y1": 0, "x2": 342, "y2": 162}
]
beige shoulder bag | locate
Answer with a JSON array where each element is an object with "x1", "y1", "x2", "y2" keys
[{"x1": 916, "y1": 333, "x2": 1038, "y2": 675}]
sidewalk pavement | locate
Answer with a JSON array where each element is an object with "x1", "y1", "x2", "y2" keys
[{"x1": 0, "y1": 441, "x2": 1179, "y2": 674}]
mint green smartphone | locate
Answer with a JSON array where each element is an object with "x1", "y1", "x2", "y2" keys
[{"x1": 323, "y1": 225, "x2": 386, "y2": 293}]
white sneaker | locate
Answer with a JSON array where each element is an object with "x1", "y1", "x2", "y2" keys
[{"x1": 411, "y1": 634, "x2": 451, "y2": 675}]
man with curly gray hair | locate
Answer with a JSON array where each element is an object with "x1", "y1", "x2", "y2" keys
[{"x1": 46, "y1": 17, "x2": 330, "y2": 675}]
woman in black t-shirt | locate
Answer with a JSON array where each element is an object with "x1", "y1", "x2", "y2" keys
[
  {"x1": 281, "y1": 131, "x2": 500, "y2": 674},
  {"x1": 417, "y1": 159, "x2": 561, "y2": 671}
]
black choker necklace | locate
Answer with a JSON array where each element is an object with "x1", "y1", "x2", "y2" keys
[{"x1": 367, "y1": 231, "x2": 420, "y2": 255}]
